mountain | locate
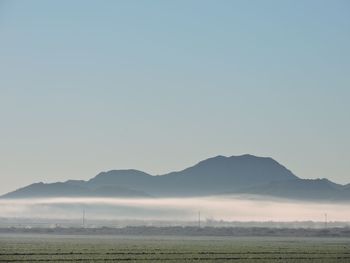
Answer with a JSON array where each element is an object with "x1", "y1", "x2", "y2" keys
[
  {"x1": 1, "y1": 181, "x2": 151, "y2": 199},
  {"x1": 159, "y1": 155, "x2": 297, "y2": 194},
  {"x1": 239, "y1": 178, "x2": 350, "y2": 201},
  {"x1": 85, "y1": 155, "x2": 297, "y2": 196},
  {"x1": 1, "y1": 155, "x2": 348, "y2": 201}
]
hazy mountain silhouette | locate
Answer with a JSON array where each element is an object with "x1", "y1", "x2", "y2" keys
[
  {"x1": 158, "y1": 155, "x2": 297, "y2": 194},
  {"x1": 2, "y1": 182, "x2": 151, "y2": 198},
  {"x1": 85, "y1": 155, "x2": 297, "y2": 196},
  {"x1": 2, "y1": 155, "x2": 349, "y2": 201},
  {"x1": 239, "y1": 178, "x2": 350, "y2": 201}
]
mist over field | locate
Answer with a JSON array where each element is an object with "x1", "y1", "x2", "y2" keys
[{"x1": 1, "y1": 195, "x2": 349, "y2": 222}]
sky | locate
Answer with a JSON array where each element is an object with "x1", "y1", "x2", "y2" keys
[{"x1": 0, "y1": 0, "x2": 349, "y2": 195}]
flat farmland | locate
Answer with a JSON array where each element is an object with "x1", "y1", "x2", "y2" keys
[{"x1": 0, "y1": 235, "x2": 350, "y2": 262}]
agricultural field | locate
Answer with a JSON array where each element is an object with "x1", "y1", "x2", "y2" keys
[{"x1": 0, "y1": 234, "x2": 350, "y2": 262}]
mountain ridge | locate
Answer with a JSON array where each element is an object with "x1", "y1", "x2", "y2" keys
[{"x1": 2, "y1": 155, "x2": 348, "y2": 201}]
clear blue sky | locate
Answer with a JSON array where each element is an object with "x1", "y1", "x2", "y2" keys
[{"x1": 0, "y1": 0, "x2": 349, "y2": 194}]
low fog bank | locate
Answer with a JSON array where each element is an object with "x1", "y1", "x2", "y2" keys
[{"x1": 0, "y1": 195, "x2": 349, "y2": 223}]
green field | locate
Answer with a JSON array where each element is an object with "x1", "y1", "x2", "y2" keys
[{"x1": 0, "y1": 235, "x2": 350, "y2": 262}]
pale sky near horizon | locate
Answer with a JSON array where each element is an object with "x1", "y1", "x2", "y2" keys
[{"x1": 0, "y1": 0, "x2": 349, "y2": 195}]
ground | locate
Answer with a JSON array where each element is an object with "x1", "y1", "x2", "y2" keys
[{"x1": 0, "y1": 234, "x2": 350, "y2": 262}]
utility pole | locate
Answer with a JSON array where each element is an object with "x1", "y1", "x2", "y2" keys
[
  {"x1": 82, "y1": 208, "x2": 85, "y2": 228},
  {"x1": 198, "y1": 211, "x2": 201, "y2": 228},
  {"x1": 325, "y1": 213, "x2": 328, "y2": 229}
]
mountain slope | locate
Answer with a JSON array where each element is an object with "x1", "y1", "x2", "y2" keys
[
  {"x1": 155, "y1": 155, "x2": 298, "y2": 195},
  {"x1": 239, "y1": 178, "x2": 349, "y2": 201},
  {"x1": 1, "y1": 181, "x2": 151, "y2": 199},
  {"x1": 85, "y1": 155, "x2": 298, "y2": 196},
  {"x1": 1, "y1": 155, "x2": 348, "y2": 201}
]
